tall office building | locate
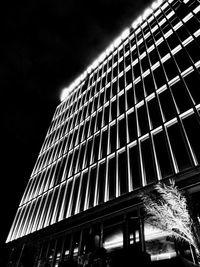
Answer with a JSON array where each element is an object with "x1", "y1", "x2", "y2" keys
[{"x1": 6, "y1": 0, "x2": 200, "y2": 265}]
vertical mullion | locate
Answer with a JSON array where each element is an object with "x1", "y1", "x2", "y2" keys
[
  {"x1": 146, "y1": 15, "x2": 179, "y2": 174},
  {"x1": 155, "y1": 9, "x2": 196, "y2": 167}
]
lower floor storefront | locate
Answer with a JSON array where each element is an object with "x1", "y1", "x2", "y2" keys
[{"x1": 6, "y1": 183, "x2": 200, "y2": 267}]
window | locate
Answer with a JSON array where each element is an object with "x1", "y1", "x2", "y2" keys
[
  {"x1": 118, "y1": 93, "x2": 125, "y2": 115},
  {"x1": 133, "y1": 63, "x2": 141, "y2": 79},
  {"x1": 176, "y1": 25, "x2": 190, "y2": 41},
  {"x1": 105, "y1": 86, "x2": 111, "y2": 102},
  {"x1": 127, "y1": 111, "x2": 137, "y2": 142},
  {"x1": 149, "y1": 48, "x2": 160, "y2": 65},
  {"x1": 185, "y1": 16, "x2": 200, "y2": 34},
  {"x1": 63, "y1": 152, "x2": 73, "y2": 179},
  {"x1": 135, "y1": 81, "x2": 144, "y2": 103},
  {"x1": 148, "y1": 97, "x2": 163, "y2": 129},
  {"x1": 97, "y1": 160, "x2": 106, "y2": 204},
  {"x1": 163, "y1": 57, "x2": 179, "y2": 81},
  {"x1": 183, "y1": 114, "x2": 200, "y2": 164},
  {"x1": 141, "y1": 56, "x2": 150, "y2": 72},
  {"x1": 125, "y1": 54, "x2": 131, "y2": 67},
  {"x1": 153, "y1": 65, "x2": 166, "y2": 88},
  {"x1": 63, "y1": 235, "x2": 71, "y2": 262},
  {"x1": 88, "y1": 166, "x2": 97, "y2": 208},
  {"x1": 153, "y1": 130, "x2": 174, "y2": 178},
  {"x1": 141, "y1": 138, "x2": 157, "y2": 184},
  {"x1": 96, "y1": 110, "x2": 102, "y2": 131},
  {"x1": 170, "y1": 80, "x2": 192, "y2": 113},
  {"x1": 118, "y1": 150, "x2": 128, "y2": 195},
  {"x1": 98, "y1": 92, "x2": 105, "y2": 108},
  {"x1": 70, "y1": 175, "x2": 80, "y2": 216},
  {"x1": 167, "y1": 33, "x2": 180, "y2": 50},
  {"x1": 184, "y1": 71, "x2": 200, "y2": 105},
  {"x1": 159, "y1": 89, "x2": 177, "y2": 121},
  {"x1": 71, "y1": 149, "x2": 79, "y2": 176},
  {"x1": 126, "y1": 88, "x2": 135, "y2": 110},
  {"x1": 145, "y1": 224, "x2": 177, "y2": 261},
  {"x1": 62, "y1": 179, "x2": 73, "y2": 219},
  {"x1": 174, "y1": 49, "x2": 191, "y2": 72},
  {"x1": 112, "y1": 81, "x2": 118, "y2": 96},
  {"x1": 111, "y1": 100, "x2": 117, "y2": 121},
  {"x1": 89, "y1": 115, "x2": 96, "y2": 136},
  {"x1": 93, "y1": 134, "x2": 100, "y2": 162},
  {"x1": 54, "y1": 184, "x2": 65, "y2": 223},
  {"x1": 79, "y1": 171, "x2": 89, "y2": 212},
  {"x1": 167, "y1": 122, "x2": 192, "y2": 171},
  {"x1": 102, "y1": 105, "x2": 110, "y2": 126},
  {"x1": 128, "y1": 145, "x2": 141, "y2": 190},
  {"x1": 118, "y1": 117, "x2": 127, "y2": 148},
  {"x1": 100, "y1": 129, "x2": 108, "y2": 159},
  {"x1": 144, "y1": 73, "x2": 155, "y2": 96},
  {"x1": 84, "y1": 138, "x2": 93, "y2": 167},
  {"x1": 103, "y1": 222, "x2": 123, "y2": 253},
  {"x1": 109, "y1": 123, "x2": 117, "y2": 154},
  {"x1": 137, "y1": 105, "x2": 149, "y2": 136},
  {"x1": 107, "y1": 156, "x2": 116, "y2": 200}
]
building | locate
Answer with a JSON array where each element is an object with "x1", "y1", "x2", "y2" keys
[{"x1": 6, "y1": 0, "x2": 200, "y2": 265}]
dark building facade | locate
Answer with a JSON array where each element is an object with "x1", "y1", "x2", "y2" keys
[{"x1": 6, "y1": 0, "x2": 200, "y2": 265}]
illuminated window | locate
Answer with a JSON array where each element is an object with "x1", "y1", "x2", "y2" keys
[{"x1": 144, "y1": 224, "x2": 177, "y2": 261}]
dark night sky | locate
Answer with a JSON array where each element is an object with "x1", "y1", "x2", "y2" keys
[{"x1": 1, "y1": 0, "x2": 152, "y2": 258}]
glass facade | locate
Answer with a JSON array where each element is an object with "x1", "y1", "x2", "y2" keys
[{"x1": 6, "y1": 1, "x2": 200, "y2": 263}]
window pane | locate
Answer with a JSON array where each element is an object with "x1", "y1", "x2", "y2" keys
[
  {"x1": 138, "y1": 105, "x2": 149, "y2": 136},
  {"x1": 107, "y1": 156, "x2": 116, "y2": 200},
  {"x1": 141, "y1": 138, "x2": 157, "y2": 184},
  {"x1": 153, "y1": 131, "x2": 174, "y2": 178},
  {"x1": 93, "y1": 134, "x2": 100, "y2": 162},
  {"x1": 126, "y1": 88, "x2": 135, "y2": 110},
  {"x1": 135, "y1": 81, "x2": 144, "y2": 103},
  {"x1": 118, "y1": 151, "x2": 128, "y2": 195},
  {"x1": 97, "y1": 161, "x2": 106, "y2": 205},
  {"x1": 101, "y1": 130, "x2": 108, "y2": 159},
  {"x1": 184, "y1": 71, "x2": 200, "y2": 105},
  {"x1": 118, "y1": 118, "x2": 127, "y2": 148},
  {"x1": 129, "y1": 145, "x2": 142, "y2": 190},
  {"x1": 148, "y1": 97, "x2": 162, "y2": 129},
  {"x1": 109, "y1": 123, "x2": 117, "y2": 153},
  {"x1": 159, "y1": 89, "x2": 176, "y2": 121},
  {"x1": 144, "y1": 74, "x2": 155, "y2": 96},
  {"x1": 170, "y1": 80, "x2": 191, "y2": 113},
  {"x1": 70, "y1": 176, "x2": 80, "y2": 216},
  {"x1": 167, "y1": 123, "x2": 192, "y2": 171},
  {"x1": 88, "y1": 166, "x2": 97, "y2": 208},
  {"x1": 79, "y1": 172, "x2": 89, "y2": 212},
  {"x1": 127, "y1": 111, "x2": 137, "y2": 142},
  {"x1": 183, "y1": 114, "x2": 200, "y2": 164},
  {"x1": 63, "y1": 179, "x2": 73, "y2": 218}
]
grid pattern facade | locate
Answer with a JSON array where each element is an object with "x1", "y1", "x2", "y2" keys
[{"x1": 7, "y1": 0, "x2": 200, "y2": 243}]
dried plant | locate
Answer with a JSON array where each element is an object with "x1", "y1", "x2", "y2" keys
[{"x1": 140, "y1": 181, "x2": 200, "y2": 255}]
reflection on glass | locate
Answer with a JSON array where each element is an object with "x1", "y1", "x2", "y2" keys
[
  {"x1": 103, "y1": 225, "x2": 123, "y2": 252},
  {"x1": 144, "y1": 224, "x2": 177, "y2": 261}
]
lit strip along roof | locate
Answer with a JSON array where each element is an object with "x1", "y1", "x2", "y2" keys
[{"x1": 60, "y1": 0, "x2": 170, "y2": 102}]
